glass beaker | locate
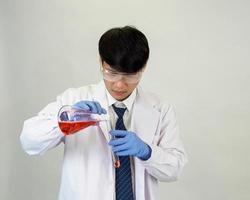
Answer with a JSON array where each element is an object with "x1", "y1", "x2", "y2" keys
[{"x1": 58, "y1": 105, "x2": 103, "y2": 135}]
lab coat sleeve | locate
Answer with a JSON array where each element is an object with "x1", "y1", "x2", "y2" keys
[
  {"x1": 140, "y1": 105, "x2": 188, "y2": 182},
  {"x1": 20, "y1": 94, "x2": 65, "y2": 155}
]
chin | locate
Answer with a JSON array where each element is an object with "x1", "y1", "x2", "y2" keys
[{"x1": 114, "y1": 96, "x2": 127, "y2": 101}]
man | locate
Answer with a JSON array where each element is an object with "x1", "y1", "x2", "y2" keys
[{"x1": 20, "y1": 26, "x2": 187, "y2": 200}]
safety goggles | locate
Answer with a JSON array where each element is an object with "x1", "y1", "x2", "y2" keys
[{"x1": 100, "y1": 67, "x2": 143, "y2": 84}]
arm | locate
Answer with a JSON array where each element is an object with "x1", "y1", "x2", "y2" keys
[
  {"x1": 140, "y1": 105, "x2": 188, "y2": 182},
  {"x1": 20, "y1": 98, "x2": 65, "y2": 155},
  {"x1": 20, "y1": 87, "x2": 107, "y2": 156}
]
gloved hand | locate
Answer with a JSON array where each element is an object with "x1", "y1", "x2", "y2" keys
[
  {"x1": 108, "y1": 130, "x2": 152, "y2": 161},
  {"x1": 72, "y1": 100, "x2": 107, "y2": 115}
]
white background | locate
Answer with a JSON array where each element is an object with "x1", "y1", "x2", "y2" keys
[{"x1": 0, "y1": 0, "x2": 250, "y2": 199}]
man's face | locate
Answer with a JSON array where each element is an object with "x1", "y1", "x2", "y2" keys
[{"x1": 101, "y1": 61, "x2": 143, "y2": 101}]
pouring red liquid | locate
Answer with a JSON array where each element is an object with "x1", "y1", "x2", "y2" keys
[
  {"x1": 59, "y1": 120, "x2": 98, "y2": 135},
  {"x1": 58, "y1": 119, "x2": 120, "y2": 168}
]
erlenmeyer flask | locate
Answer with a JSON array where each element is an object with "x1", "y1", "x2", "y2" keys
[{"x1": 58, "y1": 105, "x2": 101, "y2": 135}]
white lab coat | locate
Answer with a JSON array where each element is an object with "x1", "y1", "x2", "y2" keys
[{"x1": 20, "y1": 81, "x2": 187, "y2": 200}]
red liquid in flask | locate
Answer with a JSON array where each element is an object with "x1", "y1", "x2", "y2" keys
[{"x1": 59, "y1": 120, "x2": 98, "y2": 135}]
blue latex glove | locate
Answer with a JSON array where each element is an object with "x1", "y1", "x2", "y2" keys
[
  {"x1": 72, "y1": 100, "x2": 107, "y2": 115},
  {"x1": 108, "y1": 130, "x2": 152, "y2": 161}
]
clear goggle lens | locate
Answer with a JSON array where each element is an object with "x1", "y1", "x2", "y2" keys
[{"x1": 101, "y1": 67, "x2": 142, "y2": 84}]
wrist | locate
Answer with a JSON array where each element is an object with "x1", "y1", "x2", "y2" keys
[{"x1": 139, "y1": 144, "x2": 152, "y2": 161}]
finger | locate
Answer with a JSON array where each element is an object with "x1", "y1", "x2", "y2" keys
[
  {"x1": 93, "y1": 101, "x2": 107, "y2": 115},
  {"x1": 72, "y1": 102, "x2": 90, "y2": 111},
  {"x1": 93, "y1": 101, "x2": 103, "y2": 115},
  {"x1": 86, "y1": 101, "x2": 98, "y2": 113},
  {"x1": 101, "y1": 108, "x2": 107, "y2": 114},
  {"x1": 112, "y1": 143, "x2": 130, "y2": 153},
  {"x1": 108, "y1": 138, "x2": 126, "y2": 147},
  {"x1": 109, "y1": 130, "x2": 128, "y2": 137}
]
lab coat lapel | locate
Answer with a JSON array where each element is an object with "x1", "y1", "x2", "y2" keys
[
  {"x1": 131, "y1": 86, "x2": 160, "y2": 144},
  {"x1": 131, "y1": 86, "x2": 161, "y2": 200},
  {"x1": 91, "y1": 81, "x2": 111, "y2": 142}
]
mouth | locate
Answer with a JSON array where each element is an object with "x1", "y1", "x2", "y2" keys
[{"x1": 112, "y1": 90, "x2": 127, "y2": 96}]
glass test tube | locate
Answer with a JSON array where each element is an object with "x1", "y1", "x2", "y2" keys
[{"x1": 112, "y1": 135, "x2": 120, "y2": 168}]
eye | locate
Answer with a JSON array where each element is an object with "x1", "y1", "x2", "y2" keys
[{"x1": 107, "y1": 70, "x2": 119, "y2": 75}]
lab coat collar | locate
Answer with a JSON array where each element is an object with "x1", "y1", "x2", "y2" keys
[{"x1": 105, "y1": 86, "x2": 137, "y2": 112}]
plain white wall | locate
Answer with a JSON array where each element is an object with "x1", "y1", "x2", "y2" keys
[{"x1": 1, "y1": 0, "x2": 250, "y2": 199}]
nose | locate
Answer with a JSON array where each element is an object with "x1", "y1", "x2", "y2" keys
[{"x1": 114, "y1": 79, "x2": 127, "y2": 90}]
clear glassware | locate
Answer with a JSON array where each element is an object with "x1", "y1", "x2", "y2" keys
[
  {"x1": 58, "y1": 105, "x2": 103, "y2": 135},
  {"x1": 57, "y1": 105, "x2": 120, "y2": 168}
]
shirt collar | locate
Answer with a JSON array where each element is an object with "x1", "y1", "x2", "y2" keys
[{"x1": 105, "y1": 88, "x2": 137, "y2": 112}]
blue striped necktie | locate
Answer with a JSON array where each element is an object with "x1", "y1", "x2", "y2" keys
[{"x1": 112, "y1": 104, "x2": 134, "y2": 200}]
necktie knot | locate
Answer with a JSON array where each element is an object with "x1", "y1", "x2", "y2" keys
[{"x1": 112, "y1": 104, "x2": 126, "y2": 119}]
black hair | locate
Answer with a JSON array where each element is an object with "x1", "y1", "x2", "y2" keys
[{"x1": 98, "y1": 26, "x2": 149, "y2": 73}]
